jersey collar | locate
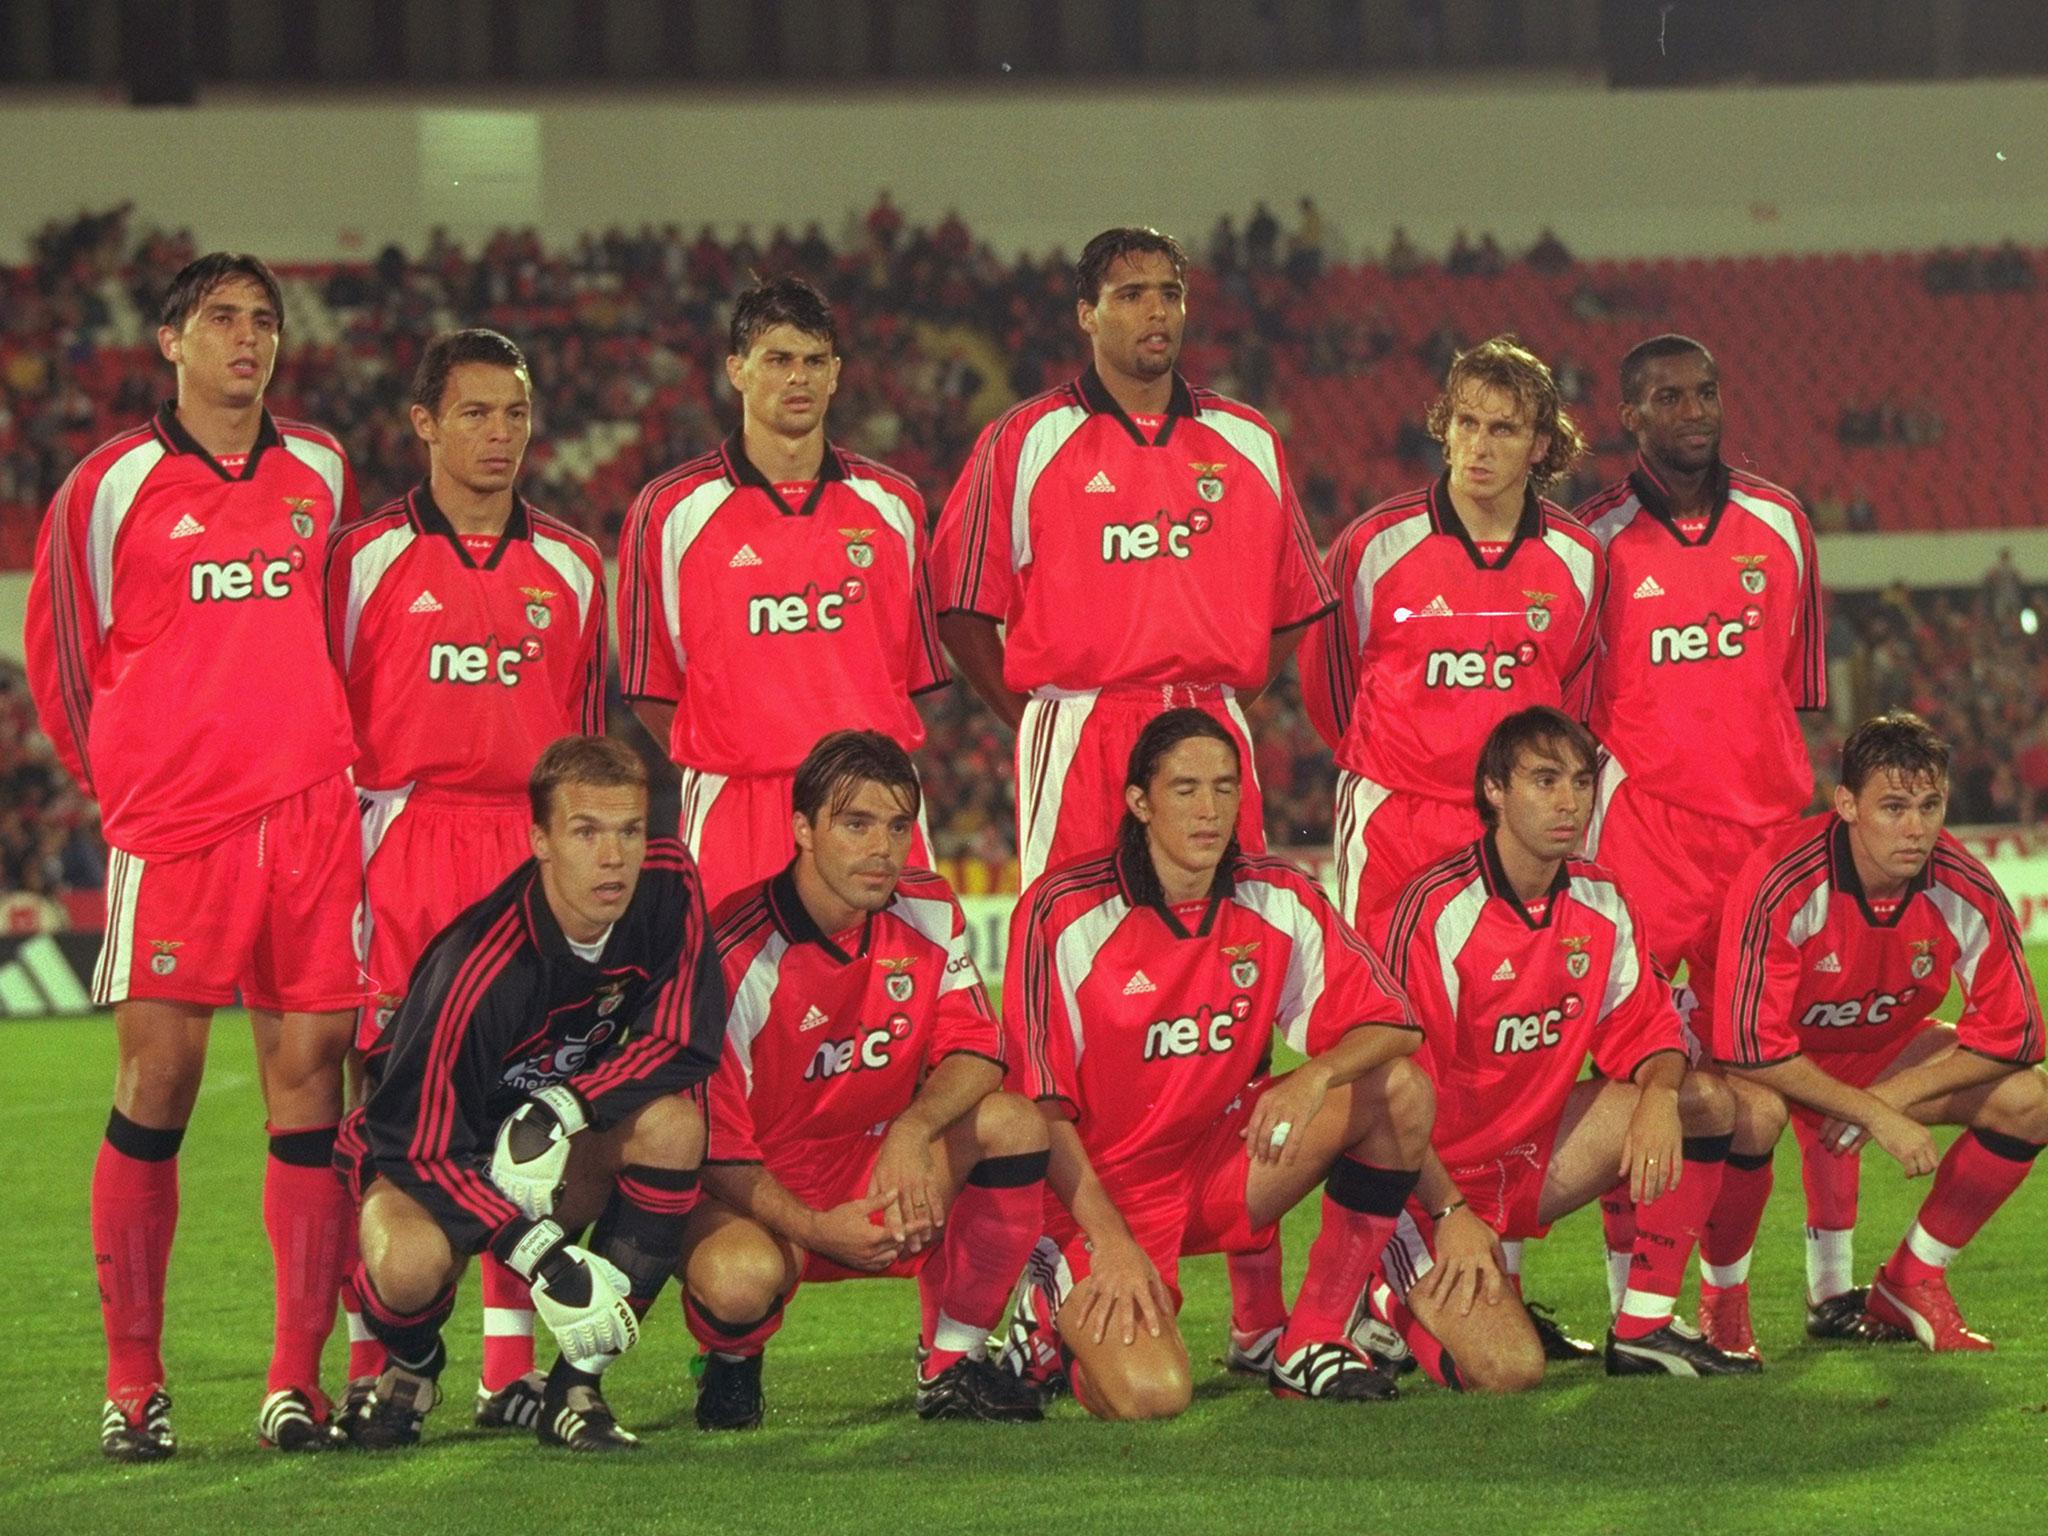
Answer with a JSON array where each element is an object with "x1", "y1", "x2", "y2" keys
[
  {"x1": 1476, "y1": 833, "x2": 1569, "y2": 930},
  {"x1": 720, "y1": 430, "x2": 846, "y2": 519},
  {"x1": 1426, "y1": 472, "x2": 1544, "y2": 571},
  {"x1": 1075, "y1": 365, "x2": 1196, "y2": 448},
  {"x1": 520, "y1": 864, "x2": 608, "y2": 971},
  {"x1": 1114, "y1": 840, "x2": 1236, "y2": 939},
  {"x1": 406, "y1": 481, "x2": 531, "y2": 569},
  {"x1": 766, "y1": 860, "x2": 872, "y2": 965},
  {"x1": 151, "y1": 399, "x2": 283, "y2": 483},
  {"x1": 1828, "y1": 816, "x2": 1931, "y2": 928},
  {"x1": 1627, "y1": 453, "x2": 1732, "y2": 546}
]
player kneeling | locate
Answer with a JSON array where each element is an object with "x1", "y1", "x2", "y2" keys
[
  {"x1": 1370, "y1": 707, "x2": 1755, "y2": 1387},
  {"x1": 679, "y1": 731, "x2": 1049, "y2": 1427},
  {"x1": 1002, "y1": 709, "x2": 1432, "y2": 1417},
  {"x1": 1711, "y1": 712, "x2": 2047, "y2": 1352},
  {"x1": 337, "y1": 737, "x2": 726, "y2": 1450}
]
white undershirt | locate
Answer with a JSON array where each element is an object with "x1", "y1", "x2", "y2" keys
[{"x1": 566, "y1": 926, "x2": 613, "y2": 964}]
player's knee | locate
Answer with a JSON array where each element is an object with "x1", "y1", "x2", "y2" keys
[
  {"x1": 1357, "y1": 1055, "x2": 1435, "y2": 1161},
  {"x1": 974, "y1": 1090, "x2": 1050, "y2": 1157},
  {"x1": 685, "y1": 1223, "x2": 788, "y2": 1320},
  {"x1": 114, "y1": 1044, "x2": 207, "y2": 1124},
  {"x1": 1465, "y1": 1332, "x2": 1546, "y2": 1396},
  {"x1": 626, "y1": 1091, "x2": 707, "y2": 1170},
  {"x1": 1729, "y1": 1078, "x2": 1789, "y2": 1153},
  {"x1": 360, "y1": 1226, "x2": 456, "y2": 1313},
  {"x1": 1079, "y1": 1351, "x2": 1192, "y2": 1422},
  {"x1": 1679, "y1": 1069, "x2": 1736, "y2": 1136},
  {"x1": 1983, "y1": 1068, "x2": 2048, "y2": 1144}
]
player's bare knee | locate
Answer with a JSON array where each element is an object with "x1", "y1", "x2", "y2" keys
[
  {"x1": 1082, "y1": 1351, "x2": 1192, "y2": 1421},
  {"x1": 1349, "y1": 1055, "x2": 1434, "y2": 1163},
  {"x1": 685, "y1": 1222, "x2": 789, "y2": 1320},
  {"x1": 974, "y1": 1089, "x2": 1050, "y2": 1157},
  {"x1": 1678, "y1": 1069, "x2": 1736, "y2": 1136},
  {"x1": 360, "y1": 1224, "x2": 456, "y2": 1312},
  {"x1": 113, "y1": 1053, "x2": 205, "y2": 1126},
  {"x1": 1728, "y1": 1077, "x2": 1789, "y2": 1154},
  {"x1": 1981, "y1": 1068, "x2": 2048, "y2": 1144},
  {"x1": 624, "y1": 1091, "x2": 706, "y2": 1170},
  {"x1": 1466, "y1": 1333, "x2": 1546, "y2": 1395}
]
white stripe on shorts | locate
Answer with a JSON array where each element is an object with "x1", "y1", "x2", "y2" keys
[
  {"x1": 1331, "y1": 768, "x2": 1396, "y2": 928},
  {"x1": 1016, "y1": 691, "x2": 1096, "y2": 889},
  {"x1": 355, "y1": 782, "x2": 415, "y2": 968},
  {"x1": 93, "y1": 847, "x2": 145, "y2": 1006},
  {"x1": 677, "y1": 765, "x2": 730, "y2": 863},
  {"x1": 1380, "y1": 1208, "x2": 1434, "y2": 1301},
  {"x1": 1582, "y1": 751, "x2": 1629, "y2": 860}
]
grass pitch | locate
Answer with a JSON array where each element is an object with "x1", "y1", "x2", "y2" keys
[{"x1": 7, "y1": 983, "x2": 2048, "y2": 1536}]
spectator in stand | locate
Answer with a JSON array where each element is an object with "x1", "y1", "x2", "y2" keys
[
  {"x1": 1526, "y1": 227, "x2": 1573, "y2": 273},
  {"x1": 1385, "y1": 225, "x2": 1425, "y2": 277},
  {"x1": 1245, "y1": 201, "x2": 1281, "y2": 269}
]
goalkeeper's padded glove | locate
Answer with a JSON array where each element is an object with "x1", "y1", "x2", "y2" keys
[
  {"x1": 501, "y1": 1219, "x2": 638, "y2": 1369},
  {"x1": 488, "y1": 1084, "x2": 589, "y2": 1220}
]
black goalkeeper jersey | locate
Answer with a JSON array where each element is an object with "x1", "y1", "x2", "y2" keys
[{"x1": 342, "y1": 837, "x2": 726, "y2": 1255}]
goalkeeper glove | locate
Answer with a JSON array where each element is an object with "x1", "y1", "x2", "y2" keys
[
  {"x1": 501, "y1": 1220, "x2": 639, "y2": 1369},
  {"x1": 488, "y1": 1084, "x2": 589, "y2": 1220}
]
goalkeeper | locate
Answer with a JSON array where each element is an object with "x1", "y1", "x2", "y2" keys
[{"x1": 335, "y1": 736, "x2": 726, "y2": 1451}]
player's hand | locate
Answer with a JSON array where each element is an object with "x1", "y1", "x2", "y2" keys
[
  {"x1": 1417, "y1": 1206, "x2": 1507, "y2": 1318},
  {"x1": 1242, "y1": 1065, "x2": 1331, "y2": 1169},
  {"x1": 502, "y1": 1220, "x2": 638, "y2": 1369},
  {"x1": 808, "y1": 1191, "x2": 906, "y2": 1273},
  {"x1": 868, "y1": 1119, "x2": 944, "y2": 1253},
  {"x1": 488, "y1": 1084, "x2": 589, "y2": 1220},
  {"x1": 1818, "y1": 1115, "x2": 1867, "y2": 1155},
  {"x1": 1069, "y1": 1235, "x2": 1172, "y2": 1347},
  {"x1": 1619, "y1": 1086, "x2": 1682, "y2": 1204},
  {"x1": 1869, "y1": 1108, "x2": 1939, "y2": 1178}
]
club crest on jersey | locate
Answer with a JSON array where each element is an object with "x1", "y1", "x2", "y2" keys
[
  {"x1": 1523, "y1": 591, "x2": 1555, "y2": 633},
  {"x1": 1734, "y1": 553, "x2": 1767, "y2": 594},
  {"x1": 881, "y1": 956, "x2": 916, "y2": 1002},
  {"x1": 595, "y1": 982, "x2": 625, "y2": 1018},
  {"x1": 149, "y1": 939, "x2": 183, "y2": 976},
  {"x1": 1910, "y1": 939, "x2": 1935, "y2": 980},
  {"x1": 284, "y1": 497, "x2": 317, "y2": 539},
  {"x1": 1225, "y1": 941, "x2": 1261, "y2": 989},
  {"x1": 1561, "y1": 934, "x2": 1591, "y2": 979},
  {"x1": 521, "y1": 587, "x2": 557, "y2": 629},
  {"x1": 839, "y1": 528, "x2": 877, "y2": 569},
  {"x1": 1190, "y1": 462, "x2": 1227, "y2": 503}
]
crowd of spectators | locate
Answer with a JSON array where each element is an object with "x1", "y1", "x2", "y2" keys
[
  {"x1": 2, "y1": 202, "x2": 2044, "y2": 907},
  {"x1": 1922, "y1": 243, "x2": 2037, "y2": 296}
]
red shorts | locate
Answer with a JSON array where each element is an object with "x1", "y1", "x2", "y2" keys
[
  {"x1": 1380, "y1": 1122, "x2": 1561, "y2": 1298},
  {"x1": 357, "y1": 787, "x2": 532, "y2": 1047},
  {"x1": 1585, "y1": 765, "x2": 1796, "y2": 1038},
  {"x1": 1016, "y1": 684, "x2": 1264, "y2": 889},
  {"x1": 95, "y1": 773, "x2": 362, "y2": 1013},
  {"x1": 1333, "y1": 770, "x2": 1484, "y2": 930},
  {"x1": 1042, "y1": 1082, "x2": 1277, "y2": 1305},
  {"x1": 1788, "y1": 1026, "x2": 1939, "y2": 1138},
  {"x1": 764, "y1": 1129, "x2": 938, "y2": 1285},
  {"x1": 680, "y1": 767, "x2": 933, "y2": 914}
]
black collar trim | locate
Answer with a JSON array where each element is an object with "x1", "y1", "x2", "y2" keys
[
  {"x1": 721, "y1": 430, "x2": 845, "y2": 519},
  {"x1": 1476, "y1": 834, "x2": 1569, "y2": 930},
  {"x1": 766, "y1": 861, "x2": 871, "y2": 965},
  {"x1": 1075, "y1": 366, "x2": 1195, "y2": 448},
  {"x1": 152, "y1": 400, "x2": 282, "y2": 483},
  {"x1": 1426, "y1": 472, "x2": 1544, "y2": 571},
  {"x1": 1828, "y1": 817, "x2": 1930, "y2": 928},
  {"x1": 407, "y1": 482, "x2": 530, "y2": 570},
  {"x1": 1627, "y1": 454, "x2": 1733, "y2": 546}
]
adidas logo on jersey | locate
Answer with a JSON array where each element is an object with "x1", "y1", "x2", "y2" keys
[
  {"x1": 169, "y1": 513, "x2": 206, "y2": 539},
  {"x1": 1418, "y1": 594, "x2": 1454, "y2": 618},
  {"x1": 408, "y1": 590, "x2": 444, "y2": 614},
  {"x1": 1085, "y1": 471, "x2": 1117, "y2": 493},
  {"x1": 1633, "y1": 575, "x2": 1666, "y2": 600},
  {"x1": 1492, "y1": 957, "x2": 1517, "y2": 981},
  {"x1": 1813, "y1": 952, "x2": 1842, "y2": 974},
  {"x1": 799, "y1": 1004, "x2": 832, "y2": 1031},
  {"x1": 729, "y1": 544, "x2": 763, "y2": 568},
  {"x1": 1123, "y1": 970, "x2": 1157, "y2": 996}
]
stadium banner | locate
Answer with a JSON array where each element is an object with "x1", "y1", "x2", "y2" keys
[{"x1": 0, "y1": 931, "x2": 99, "y2": 1019}]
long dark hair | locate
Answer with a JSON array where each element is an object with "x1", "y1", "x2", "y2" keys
[{"x1": 1117, "y1": 708, "x2": 1240, "y2": 905}]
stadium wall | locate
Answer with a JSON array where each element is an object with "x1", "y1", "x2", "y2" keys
[{"x1": 2, "y1": 75, "x2": 2044, "y2": 261}]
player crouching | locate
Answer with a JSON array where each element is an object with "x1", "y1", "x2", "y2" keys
[
  {"x1": 1711, "y1": 712, "x2": 2047, "y2": 1351},
  {"x1": 1370, "y1": 707, "x2": 1755, "y2": 1386},
  {"x1": 337, "y1": 737, "x2": 727, "y2": 1450},
  {"x1": 1002, "y1": 709, "x2": 1433, "y2": 1417},
  {"x1": 679, "y1": 732, "x2": 1050, "y2": 1427}
]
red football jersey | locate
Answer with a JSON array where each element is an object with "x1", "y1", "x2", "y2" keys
[
  {"x1": 325, "y1": 485, "x2": 606, "y2": 795},
  {"x1": 705, "y1": 866, "x2": 999, "y2": 1172},
  {"x1": 1005, "y1": 846, "x2": 1414, "y2": 1186},
  {"x1": 1377, "y1": 839, "x2": 1682, "y2": 1169},
  {"x1": 1576, "y1": 459, "x2": 1824, "y2": 824},
  {"x1": 1715, "y1": 815, "x2": 2044, "y2": 1069},
  {"x1": 1301, "y1": 477, "x2": 1604, "y2": 799},
  {"x1": 25, "y1": 404, "x2": 358, "y2": 857},
  {"x1": 616, "y1": 434, "x2": 946, "y2": 776},
  {"x1": 930, "y1": 368, "x2": 1332, "y2": 694}
]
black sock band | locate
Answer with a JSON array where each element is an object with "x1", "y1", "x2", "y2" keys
[
  {"x1": 1682, "y1": 1133, "x2": 1734, "y2": 1165},
  {"x1": 1728, "y1": 1149, "x2": 1774, "y2": 1172},
  {"x1": 966, "y1": 1149, "x2": 1051, "y2": 1188},
  {"x1": 268, "y1": 1124, "x2": 339, "y2": 1168},
  {"x1": 1326, "y1": 1157, "x2": 1419, "y2": 1217},
  {"x1": 688, "y1": 1291, "x2": 785, "y2": 1339},
  {"x1": 1971, "y1": 1127, "x2": 2047, "y2": 1163},
  {"x1": 357, "y1": 1268, "x2": 455, "y2": 1370},
  {"x1": 106, "y1": 1109, "x2": 184, "y2": 1162}
]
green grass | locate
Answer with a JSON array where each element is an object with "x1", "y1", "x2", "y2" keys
[{"x1": 8, "y1": 970, "x2": 2048, "y2": 1535}]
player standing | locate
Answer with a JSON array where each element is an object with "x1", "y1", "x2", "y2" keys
[
  {"x1": 26, "y1": 254, "x2": 365, "y2": 1458},
  {"x1": 932, "y1": 227, "x2": 1333, "y2": 1365},
  {"x1": 1574, "y1": 336, "x2": 1827, "y2": 1350},
  {"x1": 1001, "y1": 710, "x2": 1433, "y2": 1415},
  {"x1": 1300, "y1": 335, "x2": 1602, "y2": 931},
  {"x1": 1371, "y1": 708, "x2": 1755, "y2": 1385},
  {"x1": 618, "y1": 276, "x2": 948, "y2": 910},
  {"x1": 1713, "y1": 713, "x2": 2047, "y2": 1350},
  {"x1": 325, "y1": 328, "x2": 607, "y2": 1427},
  {"x1": 336, "y1": 737, "x2": 725, "y2": 1450},
  {"x1": 679, "y1": 731, "x2": 1049, "y2": 1427}
]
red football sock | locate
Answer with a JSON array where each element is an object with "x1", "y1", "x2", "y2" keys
[
  {"x1": 1279, "y1": 1159, "x2": 1417, "y2": 1355},
  {"x1": 1793, "y1": 1112, "x2": 1861, "y2": 1229},
  {"x1": 1614, "y1": 1134, "x2": 1728, "y2": 1340},
  {"x1": 916, "y1": 1241, "x2": 951, "y2": 1349},
  {"x1": 478, "y1": 1256, "x2": 537, "y2": 1391},
  {"x1": 1378, "y1": 1280, "x2": 1464, "y2": 1391},
  {"x1": 1227, "y1": 1237, "x2": 1288, "y2": 1343},
  {"x1": 1700, "y1": 1150, "x2": 1774, "y2": 1287},
  {"x1": 92, "y1": 1112, "x2": 183, "y2": 1405},
  {"x1": 924, "y1": 1151, "x2": 1049, "y2": 1373},
  {"x1": 1886, "y1": 1129, "x2": 2044, "y2": 1286},
  {"x1": 263, "y1": 1125, "x2": 350, "y2": 1396}
]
